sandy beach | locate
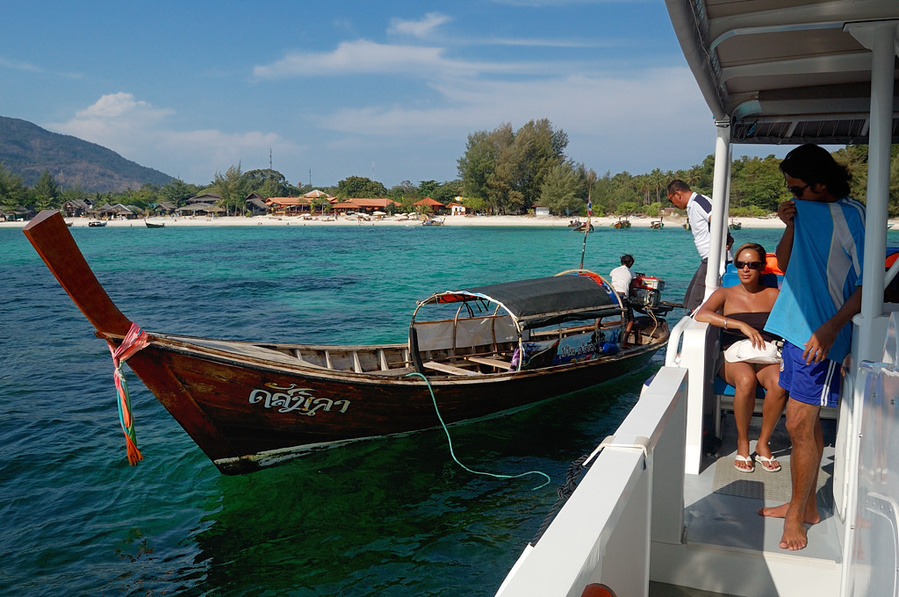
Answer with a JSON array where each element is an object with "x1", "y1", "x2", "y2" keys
[{"x1": 0, "y1": 213, "x2": 797, "y2": 229}]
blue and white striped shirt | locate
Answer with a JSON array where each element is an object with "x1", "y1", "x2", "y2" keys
[{"x1": 765, "y1": 196, "x2": 865, "y2": 363}]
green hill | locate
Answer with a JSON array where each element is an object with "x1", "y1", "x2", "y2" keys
[{"x1": 0, "y1": 116, "x2": 174, "y2": 192}]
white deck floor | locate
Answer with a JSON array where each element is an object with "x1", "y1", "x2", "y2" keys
[{"x1": 650, "y1": 410, "x2": 841, "y2": 596}]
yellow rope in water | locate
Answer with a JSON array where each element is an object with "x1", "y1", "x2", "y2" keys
[{"x1": 405, "y1": 372, "x2": 550, "y2": 490}]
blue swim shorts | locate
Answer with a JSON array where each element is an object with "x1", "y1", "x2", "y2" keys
[{"x1": 779, "y1": 341, "x2": 842, "y2": 408}]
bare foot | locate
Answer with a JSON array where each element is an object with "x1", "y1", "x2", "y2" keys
[
  {"x1": 780, "y1": 518, "x2": 809, "y2": 551},
  {"x1": 757, "y1": 503, "x2": 821, "y2": 525}
]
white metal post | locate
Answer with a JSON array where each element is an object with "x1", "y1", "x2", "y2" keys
[
  {"x1": 846, "y1": 20, "x2": 898, "y2": 365},
  {"x1": 842, "y1": 20, "x2": 899, "y2": 597},
  {"x1": 704, "y1": 119, "x2": 731, "y2": 302}
]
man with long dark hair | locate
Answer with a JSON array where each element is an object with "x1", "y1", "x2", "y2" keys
[{"x1": 760, "y1": 143, "x2": 865, "y2": 551}]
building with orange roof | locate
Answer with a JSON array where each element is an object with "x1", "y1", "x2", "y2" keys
[
  {"x1": 265, "y1": 196, "x2": 311, "y2": 216},
  {"x1": 413, "y1": 197, "x2": 445, "y2": 214},
  {"x1": 332, "y1": 198, "x2": 400, "y2": 214}
]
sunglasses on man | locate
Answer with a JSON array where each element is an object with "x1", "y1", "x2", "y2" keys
[{"x1": 787, "y1": 183, "x2": 810, "y2": 197}]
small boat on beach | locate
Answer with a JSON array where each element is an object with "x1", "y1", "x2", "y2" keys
[
  {"x1": 87, "y1": 220, "x2": 106, "y2": 227},
  {"x1": 145, "y1": 221, "x2": 165, "y2": 228},
  {"x1": 570, "y1": 221, "x2": 594, "y2": 233},
  {"x1": 729, "y1": 219, "x2": 742, "y2": 230},
  {"x1": 611, "y1": 216, "x2": 630, "y2": 229},
  {"x1": 23, "y1": 210, "x2": 671, "y2": 475}
]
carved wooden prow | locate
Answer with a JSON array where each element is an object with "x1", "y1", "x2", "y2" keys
[{"x1": 23, "y1": 210, "x2": 132, "y2": 337}]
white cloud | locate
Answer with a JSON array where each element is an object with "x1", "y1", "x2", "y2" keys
[
  {"x1": 74, "y1": 92, "x2": 172, "y2": 123},
  {"x1": 316, "y1": 66, "x2": 711, "y2": 176},
  {"x1": 253, "y1": 38, "x2": 586, "y2": 81},
  {"x1": 388, "y1": 13, "x2": 451, "y2": 38},
  {"x1": 0, "y1": 56, "x2": 82, "y2": 79},
  {"x1": 477, "y1": 36, "x2": 614, "y2": 48},
  {"x1": 0, "y1": 57, "x2": 44, "y2": 73},
  {"x1": 490, "y1": 0, "x2": 644, "y2": 5},
  {"x1": 322, "y1": 67, "x2": 702, "y2": 138},
  {"x1": 48, "y1": 93, "x2": 299, "y2": 183},
  {"x1": 254, "y1": 40, "x2": 473, "y2": 79}
]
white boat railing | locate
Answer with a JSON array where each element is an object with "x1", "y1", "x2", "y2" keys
[
  {"x1": 663, "y1": 315, "x2": 692, "y2": 367},
  {"x1": 495, "y1": 366, "x2": 688, "y2": 597},
  {"x1": 664, "y1": 314, "x2": 718, "y2": 474},
  {"x1": 841, "y1": 311, "x2": 899, "y2": 596}
]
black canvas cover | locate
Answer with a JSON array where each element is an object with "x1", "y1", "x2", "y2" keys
[{"x1": 425, "y1": 273, "x2": 619, "y2": 329}]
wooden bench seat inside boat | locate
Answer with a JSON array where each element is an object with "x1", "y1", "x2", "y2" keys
[
  {"x1": 423, "y1": 361, "x2": 480, "y2": 376},
  {"x1": 465, "y1": 355, "x2": 511, "y2": 370}
]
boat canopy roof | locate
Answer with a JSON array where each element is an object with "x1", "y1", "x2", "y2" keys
[
  {"x1": 665, "y1": 0, "x2": 899, "y2": 145},
  {"x1": 415, "y1": 272, "x2": 619, "y2": 329},
  {"x1": 664, "y1": 0, "x2": 897, "y2": 361}
]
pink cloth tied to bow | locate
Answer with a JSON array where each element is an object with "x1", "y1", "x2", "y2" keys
[{"x1": 109, "y1": 323, "x2": 150, "y2": 465}]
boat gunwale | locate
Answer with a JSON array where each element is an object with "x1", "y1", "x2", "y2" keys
[{"x1": 101, "y1": 323, "x2": 669, "y2": 385}]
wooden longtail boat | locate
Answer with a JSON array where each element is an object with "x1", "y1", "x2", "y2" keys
[{"x1": 23, "y1": 210, "x2": 670, "y2": 474}]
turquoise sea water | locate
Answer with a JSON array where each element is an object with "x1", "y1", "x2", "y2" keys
[{"x1": 1, "y1": 223, "x2": 794, "y2": 596}]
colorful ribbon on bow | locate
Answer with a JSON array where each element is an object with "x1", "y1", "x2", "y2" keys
[{"x1": 108, "y1": 323, "x2": 150, "y2": 465}]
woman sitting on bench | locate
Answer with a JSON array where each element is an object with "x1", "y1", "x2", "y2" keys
[{"x1": 695, "y1": 242, "x2": 788, "y2": 473}]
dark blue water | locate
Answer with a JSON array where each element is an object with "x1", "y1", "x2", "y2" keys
[{"x1": 0, "y1": 224, "x2": 791, "y2": 596}]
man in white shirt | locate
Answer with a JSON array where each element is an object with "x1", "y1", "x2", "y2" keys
[
  {"x1": 668, "y1": 179, "x2": 715, "y2": 313},
  {"x1": 610, "y1": 254, "x2": 635, "y2": 294},
  {"x1": 609, "y1": 254, "x2": 636, "y2": 343}
]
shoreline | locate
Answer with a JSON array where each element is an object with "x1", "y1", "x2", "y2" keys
[{"x1": 0, "y1": 214, "x2": 797, "y2": 229}]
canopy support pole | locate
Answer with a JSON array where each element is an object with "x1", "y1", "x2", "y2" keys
[
  {"x1": 840, "y1": 22, "x2": 898, "y2": 597},
  {"x1": 847, "y1": 20, "x2": 899, "y2": 365},
  {"x1": 703, "y1": 119, "x2": 732, "y2": 305}
]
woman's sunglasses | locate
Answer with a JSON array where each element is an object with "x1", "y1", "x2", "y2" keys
[{"x1": 735, "y1": 260, "x2": 763, "y2": 270}]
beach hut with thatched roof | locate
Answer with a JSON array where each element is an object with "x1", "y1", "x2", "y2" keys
[
  {"x1": 245, "y1": 193, "x2": 269, "y2": 216},
  {"x1": 62, "y1": 199, "x2": 92, "y2": 218},
  {"x1": 176, "y1": 204, "x2": 224, "y2": 216},
  {"x1": 186, "y1": 193, "x2": 222, "y2": 205},
  {"x1": 265, "y1": 196, "x2": 310, "y2": 216}
]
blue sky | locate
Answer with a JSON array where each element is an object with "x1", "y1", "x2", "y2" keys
[{"x1": 0, "y1": 0, "x2": 783, "y2": 189}]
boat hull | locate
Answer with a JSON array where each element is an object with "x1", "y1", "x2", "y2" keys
[
  {"x1": 126, "y1": 333, "x2": 664, "y2": 473},
  {"x1": 22, "y1": 209, "x2": 668, "y2": 475}
]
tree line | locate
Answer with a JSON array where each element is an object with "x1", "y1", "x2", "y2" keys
[
  {"x1": 2, "y1": 119, "x2": 898, "y2": 217},
  {"x1": 459, "y1": 120, "x2": 899, "y2": 218}
]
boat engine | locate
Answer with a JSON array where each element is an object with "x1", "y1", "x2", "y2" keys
[{"x1": 628, "y1": 275, "x2": 675, "y2": 316}]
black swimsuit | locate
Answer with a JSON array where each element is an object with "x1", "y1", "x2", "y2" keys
[{"x1": 720, "y1": 312, "x2": 780, "y2": 349}]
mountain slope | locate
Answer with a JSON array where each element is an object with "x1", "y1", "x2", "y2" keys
[{"x1": 0, "y1": 116, "x2": 174, "y2": 192}]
